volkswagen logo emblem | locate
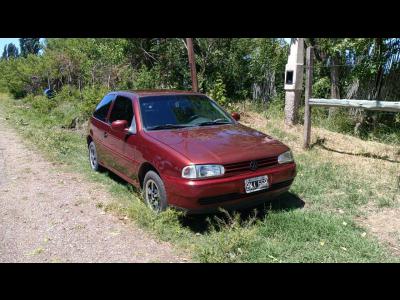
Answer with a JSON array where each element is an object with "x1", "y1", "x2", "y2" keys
[{"x1": 250, "y1": 160, "x2": 258, "y2": 171}]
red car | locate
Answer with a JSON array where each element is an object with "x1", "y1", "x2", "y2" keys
[{"x1": 87, "y1": 90, "x2": 296, "y2": 214}]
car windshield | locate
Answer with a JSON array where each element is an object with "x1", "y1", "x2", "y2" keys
[{"x1": 139, "y1": 95, "x2": 233, "y2": 131}]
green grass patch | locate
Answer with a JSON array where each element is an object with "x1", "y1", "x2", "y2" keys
[
  {"x1": 249, "y1": 210, "x2": 387, "y2": 263},
  {"x1": 292, "y1": 153, "x2": 374, "y2": 213},
  {"x1": 1, "y1": 93, "x2": 398, "y2": 262}
]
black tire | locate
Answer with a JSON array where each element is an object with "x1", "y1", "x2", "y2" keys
[
  {"x1": 142, "y1": 171, "x2": 168, "y2": 213},
  {"x1": 88, "y1": 141, "x2": 103, "y2": 172}
]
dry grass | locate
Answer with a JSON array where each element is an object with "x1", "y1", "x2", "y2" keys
[
  {"x1": 241, "y1": 109, "x2": 400, "y2": 254},
  {"x1": 356, "y1": 208, "x2": 400, "y2": 255},
  {"x1": 241, "y1": 110, "x2": 399, "y2": 211}
]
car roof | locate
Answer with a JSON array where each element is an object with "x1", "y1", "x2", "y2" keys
[{"x1": 114, "y1": 89, "x2": 205, "y2": 98}]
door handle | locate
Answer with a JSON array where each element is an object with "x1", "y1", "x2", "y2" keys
[{"x1": 104, "y1": 132, "x2": 108, "y2": 138}]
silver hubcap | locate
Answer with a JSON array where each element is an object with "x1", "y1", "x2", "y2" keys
[
  {"x1": 145, "y1": 179, "x2": 161, "y2": 212},
  {"x1": 89, "y1": 144, "x2": 97, "y2": 169}
]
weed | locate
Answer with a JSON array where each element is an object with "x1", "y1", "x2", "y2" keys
[{"x1": 1, "y1": 93, "x2": 398, "y2": 263}]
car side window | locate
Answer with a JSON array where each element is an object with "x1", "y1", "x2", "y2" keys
[
  {"x1": 109, "y1": 96, "x2": 134, "y2": 129},
  {"x1": 93, "y1": 94, "x2": 115, "y2": 122}
]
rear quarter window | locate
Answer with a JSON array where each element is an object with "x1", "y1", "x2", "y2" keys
[{"x1": 93, "y1": 94, "x2": 115, "y2": 122}]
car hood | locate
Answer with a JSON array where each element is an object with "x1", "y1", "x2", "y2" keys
[{"x1": 145, "y1": 123, "x2": 290, "y2": 164}]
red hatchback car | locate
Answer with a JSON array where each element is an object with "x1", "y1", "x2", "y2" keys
[{"x1": 87, "y1": 90, "x2": 296, "y2": 214}]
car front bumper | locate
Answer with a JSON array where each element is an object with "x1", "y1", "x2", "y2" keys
[{"x1": 163, "y1": 162, "x2": 296, "y2": 214}]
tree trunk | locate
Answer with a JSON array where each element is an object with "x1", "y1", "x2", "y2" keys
[
  {"x1": 329, "y1": 54, "x2": 341, "y2": 118},
  {"x1": 371, "y1": 38, "x2": 384, "y2": 129},
  {"x1": 372, "y1": 38, "x2": 384, "y2": 100}
]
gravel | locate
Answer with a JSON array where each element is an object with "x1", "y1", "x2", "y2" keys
[{"x1": 0, "y1": 117, "x2": 188, "y2": 263}]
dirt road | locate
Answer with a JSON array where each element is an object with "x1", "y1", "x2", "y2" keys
[{"x1": 0, "y1": 116, "x2": 187, "y2": 263}]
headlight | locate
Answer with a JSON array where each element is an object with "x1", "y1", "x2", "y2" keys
[
  {"x1": 278, "y1": 150, "x2": 294, "y2": 164},
  {"x1": 182, "y1": 164, "x2": 225, "y2": 179}
]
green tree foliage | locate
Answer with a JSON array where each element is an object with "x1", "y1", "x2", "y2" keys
[
  {"x1": 0, "y1": 38, "x2": 399, "y2": 143},
  {"x1": 304, "y1": 38, "x2": 400, "y2": 141},
  {"x1": 0, "y1": 38, "x2": 289, "y2": 101},
  {"x1": 307, "y1": 38, "x2": 400, "y2": 101},
  {"x1": 209, "y1": 75, "x2": 227, "y2": 106},
  {"x1": 19, "y1": 38, "x2": 41, "y2": 57}
]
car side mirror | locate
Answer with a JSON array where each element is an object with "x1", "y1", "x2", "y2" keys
[
  {"x1": 231, "y1": 112, "x2": 240, "y2": 121},
  {"x1": 111, "y1": 120, "x2": 128, "y2": 132}
]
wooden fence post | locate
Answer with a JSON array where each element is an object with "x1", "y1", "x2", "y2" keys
[{"x1": 303, "y1": 46, "x2": 313, "y2": 149}]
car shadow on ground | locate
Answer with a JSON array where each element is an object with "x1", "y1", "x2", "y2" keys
[
  {"x1": 179, "y1": 192, "x2": 305, "y2": 234},
  {"x1": 103, "y1": 169, "x2": 305, "y2": 234},
  {"x1": 105, "y1": 169, "x2": 130, "y2": 185}
]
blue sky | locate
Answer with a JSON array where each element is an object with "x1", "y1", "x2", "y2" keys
[
  {"x1": 0, "y1": 38, "x2": 291, "y2": 52},
  {"x1": 0, "y1": 38, "x2": 21, "y2": 51}
]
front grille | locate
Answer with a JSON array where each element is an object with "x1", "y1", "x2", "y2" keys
[
  {"x1": 224, "y1": 156, "x2": 278, "y2": 174},
  {"x1": 198, "y1": 179, "x2": 294, "y2": 205}
]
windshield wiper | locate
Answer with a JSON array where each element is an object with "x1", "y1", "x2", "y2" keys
[
  {"x1": 148, "y1": 124, "x2": 193, "y2": 131},
  {"x1": 196, "y1": 119, "x2": 231, "y2": 126}
]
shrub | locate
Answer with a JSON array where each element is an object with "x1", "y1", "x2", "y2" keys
[
  {"x1": 29, "y1": 95, "x2": 56, "y2": 113},
  {"x1": 132, "y1": 66, "x2": 163, "y2": 89},
  {"x1": 208, "y1": 76, "x2": 228, "y2": 107},
  {"x1": 79, "y1": 85, "x2": 110, "y2": 119},
  {"x1": 313, "y1": 77, "x2": 331, "y2": 99}
]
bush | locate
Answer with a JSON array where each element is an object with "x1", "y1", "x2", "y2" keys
[
  {"x1": 52, "y1": 85, "x2": 109, "y2": 123},
  {"x1": 79, "y1": 85, "x2": 110, "y2": 119},
  {"x1": 313, "y1": 77, "x2": 331, "y2": 99},
  {"x1": 208, "y1": 76, "x2": 228, "y2": 107},
  {"x1": 31, "y1": 96, "x2": 53, "y2": 113},
  {"x1": 22, "y1": 85, "x2": 111, "y2": 129},
  {"x1": 132, "y1": 66, "x2": 163, "y2": 89},
  {"x1": 312, "y1": 107, "x2": 355, "y2": 134}
]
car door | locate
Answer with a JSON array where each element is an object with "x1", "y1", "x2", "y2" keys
[
  {"x1": 106, "y1": 95, "x2": 140, "y2": 183},
  {"x1": 91, "y1": 93, "x2": 116, "y2": 166}
]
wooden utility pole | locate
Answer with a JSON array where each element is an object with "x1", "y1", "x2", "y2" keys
[
  {"x1": 303, "y1": 46, "x2": 313, "y2": 149},
  {"x1": 186, "y1": 38, "x2": 198, "y2": 92}
]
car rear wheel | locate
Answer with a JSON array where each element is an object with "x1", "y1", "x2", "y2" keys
[
  {"x1": 88, "y1": 141, "x2": 102, "y2": 172},
  {"x1": 142, "y1": 171, "x2": 167, "y2": 213}
]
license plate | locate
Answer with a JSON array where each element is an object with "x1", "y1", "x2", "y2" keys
[{"x1": 245, "y1": 175, "x2": 269, "y2": 193}]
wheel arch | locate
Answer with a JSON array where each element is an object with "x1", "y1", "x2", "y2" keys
[
  {"x1": 87, "y1": 135, "x2": 93, "y2": 146},
  {"x1": 138, "y1": 162, "x2": 161, "y2": 189}
]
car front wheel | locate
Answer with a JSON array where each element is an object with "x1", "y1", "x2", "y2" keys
[{"x1": 142, "y1": 171, "x2": 167, "y2": 213}]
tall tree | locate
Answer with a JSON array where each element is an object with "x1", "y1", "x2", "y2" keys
[
  {"x1": 19, "y1": 38, "x2": 41, "y2": 57},
  {"x1": 306, "y1": 38, "x2": 344, "y2": 99},
  {"x1": 1, "y1": 43, "x2": 19, "y2": 59},
  {"x1": 2, "y1": 45, "x2": 6, "y2": 59}
]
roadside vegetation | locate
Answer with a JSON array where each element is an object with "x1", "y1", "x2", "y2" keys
[
  {"x1": 1, "y1": 93, "x2": 398, "y2": 262},
  {"x1": 0, "y1": 38, "x2": 399, "y2": 262},
  {"x1": 1, "y1": 38, "x2": 399, "y2": 144}
]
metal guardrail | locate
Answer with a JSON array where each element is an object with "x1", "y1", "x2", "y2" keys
[
  {"x1": 302, "y1": 46, "x2": 400, "y2": 149},
  {"x1": 309, "y1": 98, "x2": 400, "y2": 112}
]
